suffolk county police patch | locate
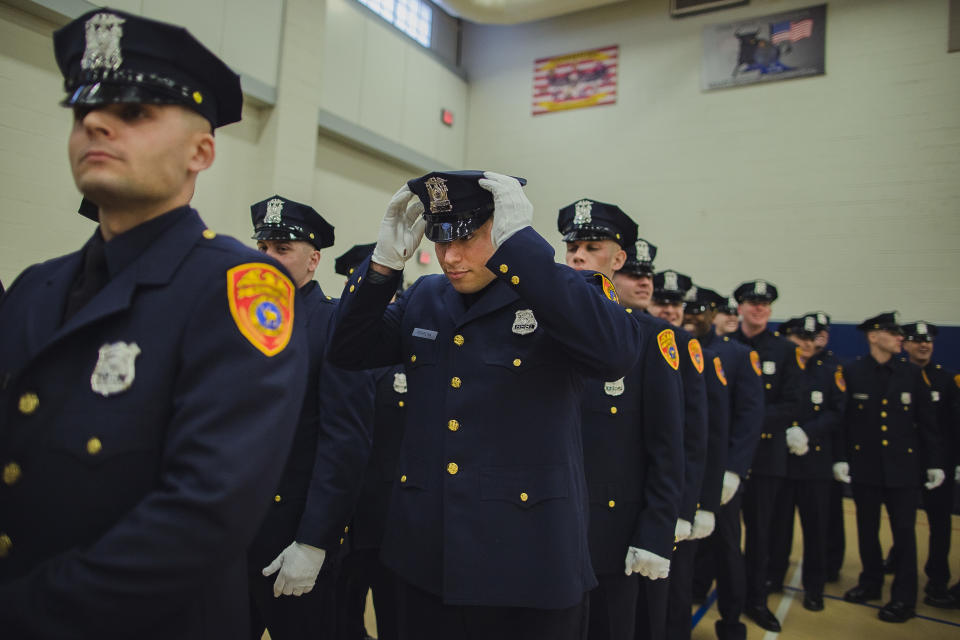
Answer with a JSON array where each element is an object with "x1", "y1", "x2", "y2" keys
[
  {"x1": 227, "y1": 263, "x2": 295, "y2": 357},
  {"x1": 658, "y1": 329, "x2": 680, "y2": 370},
  {"x1": 835, "y1": 368, "x2": 846, "y2": 392},
  {"x1": 750, "y1": 351, "x2": 762, "y2": 376},
  {"x1": 688, "y1": 339, "x2": 704, "y2": 374},
  {"x1": 713, "y1": 356, "x2": 727, "y2": 386},
  {"x1": 592, "y1": 272, "x2": 619, "y2": 303},
  {"x1": 90, "y1": 341, "x2": 140, "y2": 397}
]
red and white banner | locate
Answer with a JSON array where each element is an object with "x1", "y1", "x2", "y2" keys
[{"x1": 532, "y1": 45, "x2": 618, "y2": 116}]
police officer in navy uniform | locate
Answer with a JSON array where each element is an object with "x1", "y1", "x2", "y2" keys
[
  {"x1": 246, "y1": 198, "x2": 376, "y2": 639},
  {"x1": 0, "y1": 10, "x2": 309, "y2": 638},
  {"x1": 837, "y1": 312, "x2": 944, "y2": 623},
  {"x1": 662, "y1": 284, "x2": 731, "y2": 640},
  {"x1": 766, "y1": 314, "x2": 846, "y2": 613},
  {"x1": 730, "y1": 279, "x2": 802, "y2": 633},
  {"x1": 712, "y1": 294, "x2": 741, "y2": 337},
  {"x1": 333, "y1": 242, "x2": 405, "y2": 640},
  {"x1": 327, "y1": 172, "x2": 643, "y2": 640},
  {"x1": 559, "y1": 202, "x2": 684, "y2": 640},
  {"x1": 611, "y1": 237, "x2": 656, "y2": 312},
  {"x1": 899, "y1": 321, "x2": 959, "y2": 608}
]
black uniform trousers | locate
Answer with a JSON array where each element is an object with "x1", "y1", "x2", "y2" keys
[
  {"x1": 589, "y1": 573, "x2": 638, "y2": 640},
  {"x1": 634, "y1": 574, "x2": 668, "y2": 640},
  {"x1": 336, "y1": 548, "x2": 399, "y2": 640},
  {"x1": 665, "y1": 540, "x2": 698, "y2": 640},
  {"x1": 397, "y1": 579, "x2": 589, "y2": 640},
  {"x1": 851, "y1": 483, "x2": 919, "y2": 604},
  {"x1": 742, "y1": 475, "x2": 783, "y2": 606},
  {"x1": 249, "y1": 556, "x2": 340, "y2": 640},
  {"x1": 825, "y1": 480, "x2": 846, "y2": 579},
  {"x1": 922, "y1": 481, "x2": 954, "y2": 590},
  {"x1": 767, "y1": 478, "x2": 831, "y2": 596}
]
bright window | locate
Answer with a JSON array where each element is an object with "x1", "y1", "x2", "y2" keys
[{"x1": 356, "y1": 0, "x2": 433, "y2": 47}]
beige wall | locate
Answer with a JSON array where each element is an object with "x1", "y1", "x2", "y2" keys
[{"x1": 461, "y1": 0, "x2": 960, "y2": 324}]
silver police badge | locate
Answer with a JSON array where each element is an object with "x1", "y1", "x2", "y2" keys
[
  {"x1": 917, "y1": 322, "x2": 928, "y2": 335},
  {"x1": 82, "y1": 13, "x2": 126, "y2": 71},
  {"x1": 604, "y1": 377, "x2": 625, "y2": 396},
  {"x1": 393, "y1": 372, "x2": 407, "y2": 394},
  {"x1": 684, "y1": 286, "x2": 698, "y2": 303},
  {"x1": 635, "y1": 240, "x2": 651, "y2": 262},
  {"x1": 762, "y1": 360, "x2": 776, "y2": 375},
  {"x1": 901, "y1": 392, "x2": 911, "y2": 405},
  {"x1": 425, "y1": 177, "x2": 452, "y2": 213},
  {"x1": 811, "y1": 390, "x2": 823, "y2": 404},
  {"x1": 932, "y1": 390, "x2": 940, "y2": 402},
  {"x1": 90, "y1": 342, "x2": 141, "y2": 397},
  {"x1": 804, "y1": 316, "x2": 816, "y2": 332},
  {"x1": 573, "y1": 200, "x2": 593, "y2": 225},
  {"x1": 265, "y1": 198, "x2": 285, "y2": 224},
  {"x1": 664, "y1": 271, "x2": 679, "y2": 292},
  {"x1": 754, "y1": 280, "x2": 767, "y2": 296},
  {"x1": 512, "y1": 309, "x2": 537, "y2": 335}
]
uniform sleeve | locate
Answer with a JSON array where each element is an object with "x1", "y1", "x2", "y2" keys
[
  {"x1": 725, "y1": 348, "x2": 765, "y2": 476},
  {"x1": 0, "y1": 266, "x2": 308, "y2": 637},
  {"x1": 803, "y1": 365, "x2": 847, "y2": 442},
  {"x1": 915, "y1": 369, "x2": 943, "y2": 471},
  {"x1": 630, "y1": 333, "x2": 684, "y2": 558},
  {"x1": 678, "y1": 336, "x2": 709, "y2": 523},
  {"x1": 699, "y1": 354, "x2": 731, "y2": 514},
  {"x1": 486, "y1": 227, "x2": 642, "y2": 380},
  {"x1": 764, "y1": 342, "x2": 802, "y2": 432}
]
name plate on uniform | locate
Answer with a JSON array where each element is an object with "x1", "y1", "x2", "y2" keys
[
  {"x1": 412, "y1": 328, "x2": 438, "y2": 340},
  {"x1": 852, "y1": 393, "x2": 869, "y2": 400}
]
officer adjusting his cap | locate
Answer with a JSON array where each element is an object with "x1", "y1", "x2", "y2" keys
[
  {"x1": 730, "y1": 279, "x2": 802, "y2": 634},
  {"x1": 0, "y1": 10, "x2": 309, "y2": 638},
  {"x1": 766, "y1": 314, "x2": 846, "y2": 613},
  {"x1": 560, "y1": 201, "x2": 684, "y2": 640},
  {"x1": 838, "y1": 312, "x2": 943, "y2": 623},
  {"x1": 642, "y1": 271, "x2": 709, "y2": 639},
  {"x1": 327, "y1": 172, "x2": 643, "y2": 640},
  {"x1": 246, "y1": 197, "x2": 376, "y2": 639},
  {"x1": 684, "y1": 286, "x2": 764, "y2": 640}
]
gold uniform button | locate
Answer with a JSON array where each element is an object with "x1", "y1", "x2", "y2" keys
[
  {"x1": 454, "y1": 334, "x2": 465, "y2": 346},
  {"x1": 340, "y1": 537, "x2": 345, "y2": 545},
  {"x1": 18, "y1": 393, "x2": 39, "y2": 415},
  {"x1": 907, "y1": 448, "x2": 913, "y2": 453},
  {"x1": 0, "y1": 533, "x2": 11, "y2": 558},
  {"x1": 626, "y1": 308, "x2": 633, "y2": 314},
  {"x1": 3, "y1": 462, "x2": 21, "y2": 486},
  {"x1": 274, "y1": 494, "x2": 282, "y2": 503},
  {"x1": 447, "y1": 463, "x2": 459, "y2": 475},
  {"x1": 520, "y1": 492, "x2": 529, "y2": 503},
  {"x1": 881, "y1": 411, "x2": 887, "y2": 418},
  {"x1": 854, "y1": 444, "x2": 861, "y2": 451},
  {"x1": 349, "y1": 284, "x2": 356, "y2": 293},
  {"x1": 398, "y1": 400, "x2": 405, "y2": 408},
  {"x1": 610, "y1": 406, "x2": 617, "y2": 415},
  {"x1": 903, "y1": 406, "x2": 909, "y2": 412},
  {"x1": 858, "y1": 403, "x2": 864, "y2": 410},
  {"x1": 202, "y1": 229, "x2": 216, "y2": 239},
  {"x1": 400, "y1": 475, "x2": 407, "y2": 483},
  {"x1": 814, "y1": 406, "x2": 820, "y2": 412},
  {"x1": 499, "y1": 264, "x2": 508, "y2": 273},
  {"x1": 765, "y1": 383, "x2": 772, "y2": 390},
  {"x1": 510, "y1": 275, "x2": 520, "y2": 285},
  {"x1": 86, "y1": 438, "x2": 103, "y2": 455},
  {"x1": 448, "y1": 419, "x2": 460, "y2": 432},
  {"x1": 344, "y1": 526, "x2": 349, "y2": 533},
  {"x1": 815, "y1": 445, "x2": 821, "y2": 451},
  {"x1": 882, "y1": 398, "x2": 888, "y2": 405},
  {"x1": 451, "y1": 377, "x2": 462, "y2": 389},
  {"x1": 882, "y1": 439, "x2": 889, "y2": 447},
  {"x1": 881, "y1": 425, "x2": 888, "y2": 431},
  {"x1": 410, "y1": 355, "x2": 417, "y2": 363},
  {"x1": 513, "y1": 359, "x2": 522, "y2": 367},
  {"x1": 608, "y1": 500, "x2": 616, "y2": 508}
]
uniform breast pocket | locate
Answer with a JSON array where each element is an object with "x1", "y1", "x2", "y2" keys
[
  {"x1": 406, "y1": 337, "x2": 439, "y2": 370},
  {"x1": 479, "y1": 465, "x2": 569, "y2": 510},
  {"x1": 481, "y1": 336, "x2": 547, "y2": 375},
  {"x1": 49, "y1": 412, "x2": 158, "y2": 467}
]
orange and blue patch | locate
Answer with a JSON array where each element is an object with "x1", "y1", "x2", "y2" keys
[
  {"x1": 835, "y1": 367, "x2": 847, "y2": 392},
  {"x1": 750, "y1": 350, "x2": 762, "y2": 376},
  {"x1": 688, "y1": 338, "x2": 704, "y2": 374},
  {"x1": 592, "y1": 272, "x2": 619, "y2": 303},
  {"x1": 227, "y1": 263, "x2": 296, "y2": 357},
  {"x1": 714, "y1": 356, "x2": 727, "y2": 386},
  {"x1": 658, "y1": 329, "x2": 680, "y2": 370}
]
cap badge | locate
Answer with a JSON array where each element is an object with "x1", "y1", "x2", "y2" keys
[
  {"x1": 754, "y1": 280, "x2": 767, "y2": 296},
  {"x1": 604, "y1": 377, "x2": 625, "y2": 396},
  {"x1": 817, "y1": 312, "x2": 827, "y2": 325},
  {"x1": 82, "y1": 13, "x2": 126, "y2": 71},
  {"x1": 393, "y1": 372, "x2": 408, "y2": 394},
  {"x1": 512, "y1": 309, "x2": 538, "y2": 335},
  {"x1": 573, "y1": 199, "x2": 593, "y2": 225},
  {"x1": 917, "y1": 322, "x2": 927, "y2": 334},
  {"x1": 424, "y1": 177, "x2": 452, "y2": 214},
  {"x1": 635, "y1": 240, "x2": 651, "y2": 262},
  {"x1": 90, "y1": 341, "x2": 140, "y2": 397},
  {"x1": 805, "y1": 316, "x2": 815, "y2": 332},
  {"x1": 265, "y1": 198, "x2": 284, "y2": 224},
  {"x1": 684, "y1": 286, "x2": 698, "y2": 302},
  {"x1": 728, "y1": 296, "x2": 738, "y2": 310},
  {"x1": 664, "y1": 271, "x2": 679, "y2": 292}
]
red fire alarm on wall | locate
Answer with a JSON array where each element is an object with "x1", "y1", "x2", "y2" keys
[
  {"x1": 441, "y1": 108, "x2": 454, "y2": 127},
  {"x1": 418, "y1": 250, "x2": 431, "y2": 265}
]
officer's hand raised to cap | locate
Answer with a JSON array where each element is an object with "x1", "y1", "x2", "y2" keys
[
  {"x1": 624, "y1": 546, "x2": 670, "y2": 580},
  {"x1": 262, "y1": 541, "x2": 327, "y2": 598},
  {"x1": 371, "y1": 185, "x2": 426, "y2": 272},
  {"x1": 924, "y1": 468, "x2": 945, "y2": 490},
  {"x1": 832, "y1": 461, "x2": 851, "y2": 484},
  {"x1": 478, "y1": 171, "x2": 533, "y2": 249}
]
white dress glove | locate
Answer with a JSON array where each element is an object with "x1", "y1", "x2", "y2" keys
[
  {"x1": 262, "y1": 541, "x2": 327, "y2": 597},
  {"x1": 785, "y1": 425, "x2": 810, "y2": 456},
  {"x1": 370, "y1": 185, "x2": 426, "y2": 271},
  {"x1": 477, "y1": 171, "x2": 533, "y2": 249},
  {"x1": 925, "y1": 468, "x2": 946, "y2": 490},
  {"x1": 720, "y1": 471, "x2": 740, "y2": 505},
  {"x1": 675, "y1": 518, "x2": 692, "y2": 542},
  {"x1": 833, "y1": 461, "x2": 851, "y2": 484},
  {"x1": 691, "y1": 510, "x2": 716, "y2": 540},
  {"x1": 624, "y1": 547, "x2": 670, "y2": 580},
  {"x1": 955, "y1": 464, "x2": 960, "y2": 483}
]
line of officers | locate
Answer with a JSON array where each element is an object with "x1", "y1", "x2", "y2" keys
[{"x1": 0, "y1": 9, "x2": 957, "y2": 640}]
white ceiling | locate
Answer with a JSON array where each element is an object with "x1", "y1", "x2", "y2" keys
[{"x1": 431, "y1": 0, "x2": 629, "y2": 25}]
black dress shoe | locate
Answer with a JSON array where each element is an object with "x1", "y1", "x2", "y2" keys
[
  {"x1": 803, "y1": 593, "x2": 824, "y2": 611},
  {"x1": 743, "y1": 604, "x2": 781, "y2": 632},
  {"x1": 843, "y1": 584, "x2": 882, "y2": 603},
  {"x1": 878, "y1": 600, "x2": 916, "y2": 623},
  {"x1": 923, "y1": 585, "x2": 959, "y2": 609}
]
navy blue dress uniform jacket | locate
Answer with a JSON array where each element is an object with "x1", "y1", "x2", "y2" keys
[
  {"x1": 580, "y1": 312, "x2": 684, "y2": 574},
  {"x1": 699, "y1": 346, "x2": 731, "y2": 514},
  {"x1": 839, "y1": 355, "x2": 940, "y2": 488},
  {"x1": 732, "y1": 328, "x2": 802, "y2": 477},
  {"x1": 916, "y1": 361, "x2": 960, "y2": 476},
  {"x1": 674, "y1": 328, "x2": 709, "y2": 523},
  {"x1": 0, "y1": 208, "x2": 307, "y2": 639},
  {"x1": 327, "y1": 226, "x2": 644, "y2": 609},
  {"x1": 786, "y1": 353, "x2": 846, "y2": 480},
  {"x1": 699, "y1": 331, "x2": 764, "y2": 478}
]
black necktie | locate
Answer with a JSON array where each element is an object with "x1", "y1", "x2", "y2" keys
[{"x1": 63, "y1": 237, "x2": 109, "y2": 323}]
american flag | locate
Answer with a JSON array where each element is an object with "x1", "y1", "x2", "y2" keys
[
  {"x1": 532, "y1": 45, "x2": 618, "y2": 116},
  {"x1": 770, "y1": 18, "x2": 814, "y2": 44}
]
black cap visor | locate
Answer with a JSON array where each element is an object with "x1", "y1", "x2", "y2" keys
[
  {"x1": 683, "y1": 302, "x2": 711, "y2": 314},
  {"x1": 618, "y1": 261, "x2": 655, "y2": 277},
  {"x1": 253, "y1": 223, "x2": 317, "y2": 247},
  {"x1": 653, "y1": 291, "x2": 684, "y2": 304},
  {"x1": 63, "y1": 74, "x2": 216, "y2": 127},
  {"x1": 424, "y1": 206, "x2": 493, "y2": 243},
  {"x1": 562, "y1": 225, "x2": 622, "y2": 245}
]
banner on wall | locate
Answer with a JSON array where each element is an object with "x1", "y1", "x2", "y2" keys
[
  {"x1": 701, "y1": 4, "x2": 826, "y2": 91},
  {"x1": 532, "y1": 45, "x2": 618, "y2": 116}
]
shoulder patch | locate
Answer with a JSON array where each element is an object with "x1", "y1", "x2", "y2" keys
[
  {"x1": 658, "y1": 329, "x2": 680, "y2": 371},
  {"x1": 749, "y1": 350, "x2": 762, "y2": 376},
  {"x1": 227, "y1": 263, "x2": 296, "y2": 357},
  {"x1": 713, "y1": 356, "x2": 728, "y2": 386},
  {"x1": 955, "y1": 374, "x2": 960, "y2": 389},
  {"x1": 795, "y1": 346, "x2": 805, "y2": 370},
  {"x1": 688, "y1": 338, "x2": 704, "y2": 374},
  {"x1": 835, "y1": 367, "x2": 846, "y2": 392},
  {"x1": 921, "y1": 369, "x2": 931, "y2": 387},
  {"x1": 591, "y1": 272, "x2": 619, "y2": 303}
]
